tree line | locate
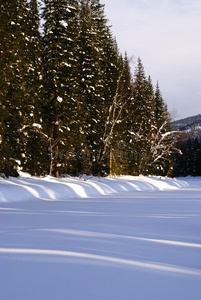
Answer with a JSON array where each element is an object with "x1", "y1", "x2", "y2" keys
[
  {"x1": 174, "y1": 136, "x2": 201, "y2": 177},
  {"x1": 0, "y1": 0, "x2": 175, "y2": 178}
]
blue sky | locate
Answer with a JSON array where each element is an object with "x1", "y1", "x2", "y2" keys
[{"x1": 101, "y1": 0, "x2": 201, "y2": 120}]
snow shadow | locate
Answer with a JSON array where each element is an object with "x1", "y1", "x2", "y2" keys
[
  {"x1": 0, "y1": 247, "x2": 200, "y2": 276},
  {"x1": 0, "y1": 175, "x2": 190, "y2": 203}
]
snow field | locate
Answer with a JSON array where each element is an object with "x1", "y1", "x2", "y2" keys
[{"x1": 0, "y1": 175, "x2": 201, "y2": 299}]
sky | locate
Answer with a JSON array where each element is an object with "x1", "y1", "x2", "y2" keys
[{"x1": 101, "y1": 0, "x2": 201, "y2": 120}]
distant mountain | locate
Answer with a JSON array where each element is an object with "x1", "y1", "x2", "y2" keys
[{"x1": 171, "y1": 114, "x2": 201, "y2": 137}]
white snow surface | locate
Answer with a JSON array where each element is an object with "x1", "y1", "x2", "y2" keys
[
  {"x1": 0, "y1": 175, "x2": 201, "y2": 299},
  {"x1": 0, "y1": 174, "x2": 190, "y2": 203}
]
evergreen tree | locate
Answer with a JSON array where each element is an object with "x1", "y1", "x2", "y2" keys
[
  {"x1": 196, "y1": 138, "x2": 201, "y2": 176},
  {"x1": 174, "y1": 136, "x2": 201, "y2": 177},
  {"x1": 0, "y1": 0, "x2": 174, "y2": 178},
  {"x1": 20, "y1": 0, "x2": 50, "y2": 176},
  {"x1": 77, "y1": 0, "x2": 119, "y2": 176},
  {"x1": 150, "y1": 82, "x2": 173, "y2": 176},
  {"x1": 110, "y1": 53, "x2": 133, "y2": 175},
  {"x1": 154, "y1": 82, "x2": 169, "y2": 129},
  {"x1": 129, "y1": 58, "x2": 156, "y2": 175},
  {"x1": 41, "y1": 0, "x2": 80, "y2": 177},
  {"x1": 132, "y1": 58, "x2": 154, "y2": 134},
  {"x1": 192, "y1": 138, "x2": 199, "y2": 176},
  {"x1": 0, "y1": 0, "x2": 29, "y2": 176}
]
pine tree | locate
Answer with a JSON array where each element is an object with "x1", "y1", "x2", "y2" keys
[
  {"x1": 174, "y1": 136, "x2": 201, "y2": 177},
  {"x1": 20, "y1": 0, "x2": 50, "y2": 176},
  {"x1": 154, "y1": 82, "x2": 169, "y2": 130},
  {"x1": 0, "y1": 0, "x2": 29, "y2": 176},
  {"x1": 150, "y1": 82, "x2": 173, "y2": 175},
  {"x1": 41, "y1": 0, "x2": 80, "y2": 177},
  {"x1": 77, "y1": 0, "x2": 118, "y2": 176},
  {"x1": 0, "y1": 0, "x2": 175, "y2": 178},
  {"x1": 110, "y1": 53, "x2": 133, "y2": 175},
  {"x1": 129, "y1": 58, "x2": 156, "y2": 175},
  {"x1": 196, "y1": 138, "x2": 201, "y2": 176}
]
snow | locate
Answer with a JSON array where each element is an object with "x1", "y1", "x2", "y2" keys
[
  {"x1": 0, "y1": 175, "x2": 188, "y2": 203},
  {"x1": 57, "y1": 96, "x2": 63, "y2": 103},
  {"x1": 63, "y1": 62, "x2": 71, "y2": 67},
  {"x1": 59, "y1": 20, "x2": 68, "y2": 28},
  {"x1": 0, "y1": 175, "x2": 201, "y2": 299},
  {"x1": 32, "y1": 123, "x2": 42, "y2": 129}
]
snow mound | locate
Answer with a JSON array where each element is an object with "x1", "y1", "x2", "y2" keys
[{"x1": 0, "y1": 175, "x2": 191, "y2": 203}]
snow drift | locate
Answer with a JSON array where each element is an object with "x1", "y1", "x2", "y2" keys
[{"x1": 0, "y1": 174, "x2": 190, "y2": 203}]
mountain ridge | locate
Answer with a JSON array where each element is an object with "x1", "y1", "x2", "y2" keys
[{"x1": 171, "y1": 114, "x2": 201, "y2": 136}]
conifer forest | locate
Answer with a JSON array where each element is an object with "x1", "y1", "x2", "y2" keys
[{"x1": 0, "y1": 0, "x2": 192, "y2": 178}]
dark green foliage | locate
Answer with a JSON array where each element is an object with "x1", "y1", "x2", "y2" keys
[
  {"x1": 75, "y1": 0, "x2": 120, "y2": 176},
  {"x1": 20, "y1": 0, "x2": 47, "y2": 176},
  {"x1": 151, "y1": 82, "x2": 173, "y2": 176},
  {"x1": 41, "y1": 0, "x2": 80, "y2": 177},
  {"x1": 0, "y1": 0, "x2": 175, "y2": 178},
  {"x1": 127, "y1": 58, "x2": 156, "y2": 175},
  {"x1": 0, "y1": 0, "x2": 28, "y2": 176},
  {"x1": 110, "y1": 53, "x2": 134, "y2": 175},
  {"x1": 21, "y1": 129, "x2": 50, "y2": 176},
  {"x1": 110, "y1": 58, "x2": 174, "y2": 177},
  {"x1": 174, "y1": 137, "x2": 201, "y2": 177}
]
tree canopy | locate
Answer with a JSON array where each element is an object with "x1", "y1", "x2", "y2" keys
[{"x1": 0, "y1": 0, "x2": 175, "y2": 178}]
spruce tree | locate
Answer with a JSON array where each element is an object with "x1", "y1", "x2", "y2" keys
[
  {"x1": 130, "y1": 58, "x2": 155, "y2": 175},
  {"x1": 20, "y1": 0, "x2": 50, "y2": 176},
  {"x1": 174, "y1": 137, "x2": 201, "y2": 177},
  {"x1": 0, "y1": 0, "x2": 174, "y2": 178},
  {"x1": 0, "y1": 0, "x2": 28, "y2": 176},
  {"x1": 151, "y1": 82, "x2": 173, "y2": 175},
  {"x1": 110, "y1": 53, "x2": 133, "y2": 175},
  {"x1": 41, "y1": 0, "x2": 80, "y2": 177},
  {"x1": 154, "y1": 82, "x2": 169, "y2": 130},
  {"x1": 196, "y1": 138, "x2": 201, "y2": 176},
  {"x1": 77, "y1": 0, "x2": 118, "y2": 176}
]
